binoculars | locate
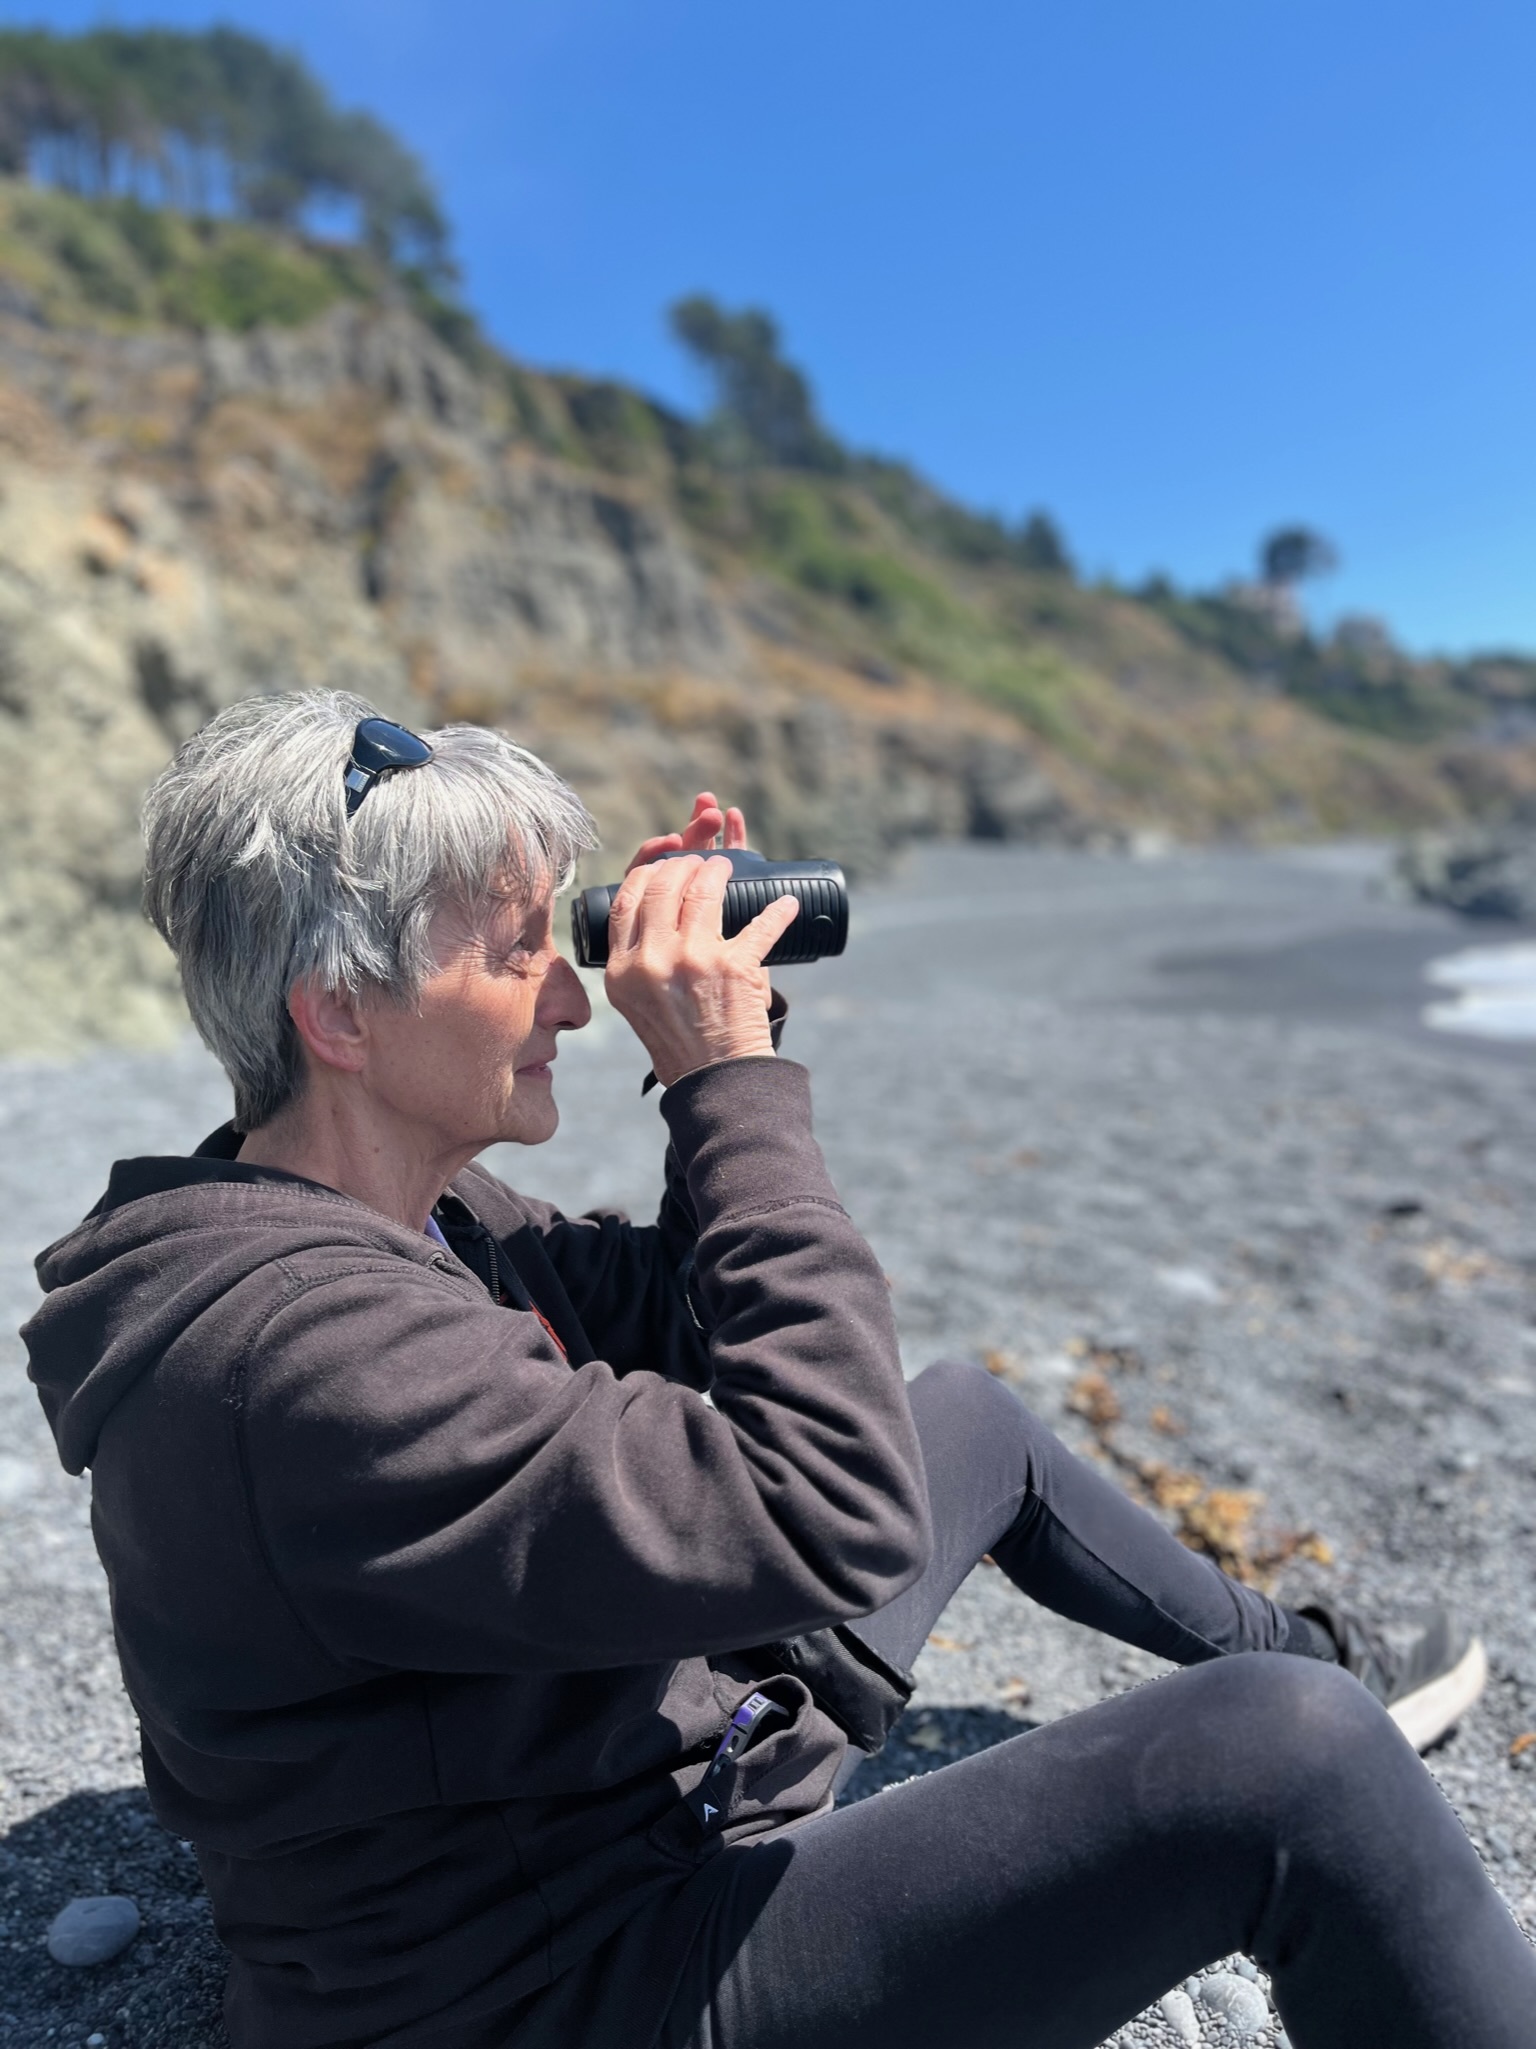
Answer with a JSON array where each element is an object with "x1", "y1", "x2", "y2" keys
[{"x1": 571, "y1": 850, "x2": 849, "y2": 970}]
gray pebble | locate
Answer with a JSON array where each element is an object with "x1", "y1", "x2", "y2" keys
[
  {"x1": 1232, "y1": 1957, "x2": 1260, "y2": 1982},
  {"x1": 46, "y1": 1894, "x2": 140, "y2": 1966},
  {"x1": 1159, "y1": 1987, "x2": 1202, "y2": 2044},
  {"x1": 1197, "y1": 1970, "x2": 1270, "y2": 2035}
]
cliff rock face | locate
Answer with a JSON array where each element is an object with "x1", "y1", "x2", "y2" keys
[{"x1": 0, "y1": 302, "x2": 1066, "y2": 1056}]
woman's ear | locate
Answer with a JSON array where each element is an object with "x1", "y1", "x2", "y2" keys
[{"x1": 287, "y1": 978, "x2": 370, "y2": 1076}]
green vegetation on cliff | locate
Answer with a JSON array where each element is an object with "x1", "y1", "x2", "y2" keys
[{"x1": 0, "y1": 179, "x2": 388, "y2": 331}]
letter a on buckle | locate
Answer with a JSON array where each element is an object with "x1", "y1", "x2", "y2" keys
[{"x1": 684, "y1": 1691, "x2": 787, "y2": 1833}]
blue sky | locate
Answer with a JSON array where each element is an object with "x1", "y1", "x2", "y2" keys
[{"x1": 8, "y1": 0, "x2": 1535, "y2": 654}]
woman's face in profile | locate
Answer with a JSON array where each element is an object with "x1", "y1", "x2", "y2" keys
[{"x1": 360, "y1": 884, "x2": 593, "y2": 1154}]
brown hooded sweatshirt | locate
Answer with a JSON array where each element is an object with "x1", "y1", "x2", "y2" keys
[{"x1": 22, "y1": 1057, "x2": 931, "y2": 2049}]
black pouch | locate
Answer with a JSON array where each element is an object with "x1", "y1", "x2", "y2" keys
[{"x1": 741, "y1": 1624, "x2": 914, "y2": 1755}]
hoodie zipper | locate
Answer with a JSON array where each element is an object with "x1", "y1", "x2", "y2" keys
[{"x1": 442, "y1": 1211, "x2": 569, "y2": 1363}]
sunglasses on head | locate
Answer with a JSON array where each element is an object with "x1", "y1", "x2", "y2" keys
[{"x1": 344, "y1": 718, "x2": 434, "y2": 817}]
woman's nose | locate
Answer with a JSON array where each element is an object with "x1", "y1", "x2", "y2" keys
[{"x1": 541, "y1": 953, "x2": 593, "y2": 1033}]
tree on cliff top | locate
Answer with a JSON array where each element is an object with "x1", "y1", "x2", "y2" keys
[
  {"x1": 1015, "y1": 511, "x2": 1073, "y2": 576},
  {"x1": 1260, "y1": 525, "x2": 1339, "y2": 589},
  {"x1": 670, "y1": 294, "x2": 845, "y2": 473},
  {"x1": 668, "y1": 293, "x2": 1076, "y2": 576},
  {"x1": 0, "y1": 26, "x2": 451, "y2": 281}
]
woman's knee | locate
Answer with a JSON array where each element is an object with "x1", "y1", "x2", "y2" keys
[
  {"x1": 1157, "y1": 1652, "x2": 1412, "y2": 1833},
  {"x1": 912, "y1": 1354, "x2": 1001, "y2": 1407},
  {"x1": 904, "y1": 1358, "x2": 1061, "y2": 1555},
  {"x1": 910, "y1": 1355, "x2": 1050, "y2": 1452},
  {"x1": 1158, "y1": 1653, "x2": 1491, "y2": 1981},
  {"x1": 1185, "y1": 1647, "x2": 1394, "y2": 1741}
]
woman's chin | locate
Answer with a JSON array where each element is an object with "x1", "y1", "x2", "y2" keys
[{"x1": 499, "y1": 1096, "x2": 559, "y2": 1147}]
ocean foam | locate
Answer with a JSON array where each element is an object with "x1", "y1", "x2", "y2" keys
[{"x1": 1423, "y1": 942, "x2": 1536, "y2": 1041}]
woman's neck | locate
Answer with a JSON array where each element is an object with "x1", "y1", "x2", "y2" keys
[{"x1": 237, "y1": 1089, "x2": 476, "y2": 1234}]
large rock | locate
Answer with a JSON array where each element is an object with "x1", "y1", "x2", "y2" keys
[{"x1": 1398, "y1": 807, "x2": 1536, "y2": 920}]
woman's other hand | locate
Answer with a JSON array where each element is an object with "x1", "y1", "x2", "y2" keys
[
  {"x1": 626, "y1": 791, "x2": 748, "y2": 871},
  {"x1": 604, "y1": 850, "x2": 798, "y2": 1086}
]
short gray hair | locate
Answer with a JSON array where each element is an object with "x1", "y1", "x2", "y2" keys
[{"x1": 142, "y1": 691, "x2": 598, "y2": 1130}]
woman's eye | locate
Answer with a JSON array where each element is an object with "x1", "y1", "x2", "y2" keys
[{"x1": 500, "y1": 934, "x2": 549, "y2": 972}]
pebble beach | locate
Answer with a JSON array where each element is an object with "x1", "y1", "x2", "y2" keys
[{"x1": 2, "y1": 841, "x2": 1534, "y2": 2048}]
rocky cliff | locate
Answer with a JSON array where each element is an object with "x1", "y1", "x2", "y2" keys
[{"x1": 0, "y1": 297, "x2": 1077, "y2": 1055}]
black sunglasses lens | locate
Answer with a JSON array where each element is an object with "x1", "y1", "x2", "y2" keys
[
  {"x1": 345, "y1": 717, "x2": 435, "y2": 817},
  {"x1": 352, "y1": 718, "x2": 434, "y2": 775}
]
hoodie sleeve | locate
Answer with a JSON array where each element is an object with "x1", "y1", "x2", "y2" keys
[
  {"x1": 240, "y1": 1059, "x2": 933, "y2": 1675},
  {"x1": 467, "y1": 994, "x2": 795, "y2": 1386},
  {"x1": 456, "y1": 1138, "x2": 710, "y2": 1387}
]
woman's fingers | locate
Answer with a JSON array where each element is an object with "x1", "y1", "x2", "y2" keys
[
  {"x1": 624, "y1": 794, "x2": 729, "y2": 872},
  {"x1": 618, "y1": 859, "x2": 793, "y2": 956},
  {"x1": 607, "y1": 853, "x2": 702, "y2": 955},
  {"x1": 732, "y1": 891, "x2": 799, "y2": 962},
  {"x1": 625, "y1": 832, "x2": 683, "y2": 873},
  {"x1": 676, "y1": 854, "x2": 733, "y2": 935},
  {"x1": 624, "y1": 794, "x2": 751, "y2": 874},
  {"x1": 677, "y1": 794, "x2": 726, "y2": 851},
  {"x1": 604, "y1": 863, "x2": 648, "y2": 953}
]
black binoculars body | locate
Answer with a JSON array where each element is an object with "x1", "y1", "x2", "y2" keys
[{"x1": 571, "y1": 850, "x2": 849, "y2": 969}]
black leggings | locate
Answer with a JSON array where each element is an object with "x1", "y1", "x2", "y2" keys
[{"x1": 660, "y1": 1359, "x2": 1536, "y2": 2049}]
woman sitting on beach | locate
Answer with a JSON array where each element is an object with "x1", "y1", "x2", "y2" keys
[{"x1": 24, "y1": 690, "x2": 1531, "y2": 2049}]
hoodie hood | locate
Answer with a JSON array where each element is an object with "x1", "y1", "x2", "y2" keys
[{"x1": 27, "y1": 1141, "x2": 455, "y2": 1475}]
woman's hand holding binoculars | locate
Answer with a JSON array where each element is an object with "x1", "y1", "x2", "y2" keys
[{"x1": 606, "y1": 792, "x2": 799, "y2": 1087}]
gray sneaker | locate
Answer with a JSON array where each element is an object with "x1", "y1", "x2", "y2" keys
[{"x1": 1301, "y1": 1602, "x2": 1488, "y2": 1752}]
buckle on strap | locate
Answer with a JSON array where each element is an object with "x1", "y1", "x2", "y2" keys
[{"x1": 683, "y1": 1691, "x2": 787, "y2": 1833}]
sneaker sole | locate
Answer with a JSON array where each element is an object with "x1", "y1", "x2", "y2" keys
[{"x1": 1388, "y1": 1636, "x2": 1488, "y2": 1753}]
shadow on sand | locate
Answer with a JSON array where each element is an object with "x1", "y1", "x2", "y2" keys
[
  {"x1": 840, "y1": 1702, "x2": 1040, "y2": 1803},
  {"x1": 0, "y1": 1787, "x2": 226, "y2": 2049}
]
